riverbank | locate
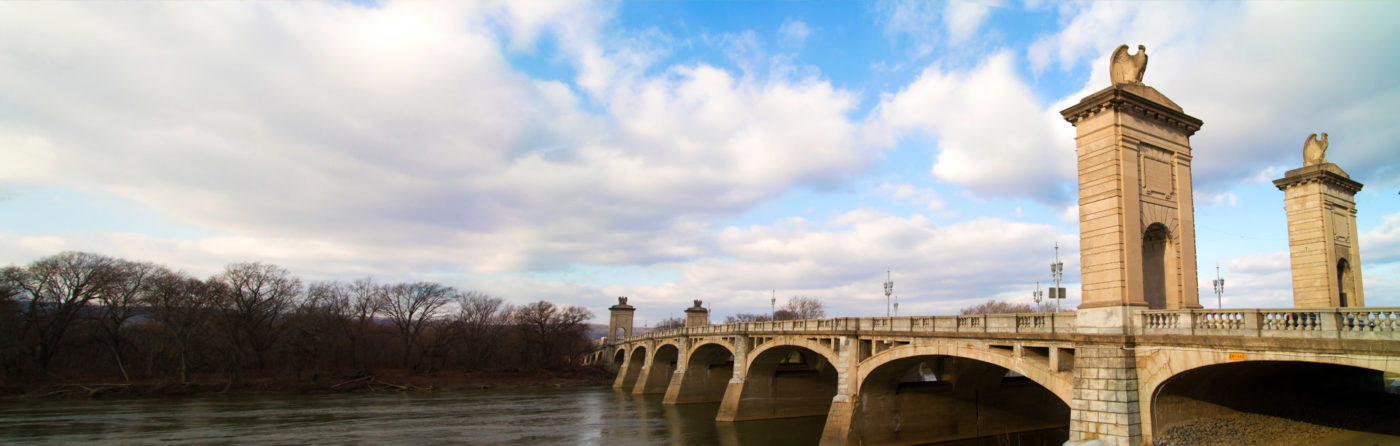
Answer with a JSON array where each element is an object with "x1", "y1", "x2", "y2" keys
[{"x1": 0, "y1": 366, "x2": 616, "y2": 399}]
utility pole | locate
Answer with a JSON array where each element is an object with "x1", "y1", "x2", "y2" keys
[{"x1": 883, "y1": 269, "x2": 894, "y2": 318}]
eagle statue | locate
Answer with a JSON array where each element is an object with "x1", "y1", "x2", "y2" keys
[
  {"x1": 1110, "y1": 44, "x2": 1148, "y2": 85},
  {"x1": 1304, "y1": 133, "x2": 1329, "y2": 166}
]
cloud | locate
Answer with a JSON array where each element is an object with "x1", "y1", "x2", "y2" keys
[
  {"x1": 667, "y1": 210, "x2": 1078, "y2": 318},
  {"x1": 0, "y1": 2, "x2": 868, "y2": 274},
  {"x1": 877, "y1": 183, "x2": 944, "y2": 211},
  {"x1": 944, "y1": 1, "x2": 998, "y2": 45},
  {"x1": 1361, "y1": 211, "x2": 1400, "y2": 264},
  {"x1": 868, "y1": 51, "x2": 1076, "y2": 204},
  {"x1": 778, "y1": 19, "x2": 812, "y2": 48},
  {"x1": 1028, "y1": 2, "x2": 1400, "y2": 192}
]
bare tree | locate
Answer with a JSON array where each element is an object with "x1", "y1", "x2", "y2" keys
[
  {"x1": 211, "y1": 262, "x2": 302, "y2": 374},
  {"x1": 783, "y1": 296, "x2": 826, "y2": 320},
  {"x1": 513, "y1": 301, "x2": 593, "y2": 368},
  {"x1": 0, "y1": 280, "x2": 22, "y2": 376},
  {"x1": 653, "y1": 317, "x2": 684, "y2": 330},
  {"x1": 308, "y1": 278, "x2": 384, "y2": 372},
  {"x1": 144, "y1": 270, "x2": 214, "y2": 383},
  {"x1": 2, "y1": 251, "x2": 120, "y2": 372},
  {"x1": 455, "y1": 291, "x2": 509, "y2": 370},
  {"x1": 724, "y1": 313, "x2": 774, "y2": 323},
  {"x1": 958, "y1": 299, "x2": 1034, "y2": 315},
  {"x1": 94, "y1": 259, "x2": 159, "y2": 382},
  {"x1": 381, "y1": 281, "x2": 453, "y2": 367}
]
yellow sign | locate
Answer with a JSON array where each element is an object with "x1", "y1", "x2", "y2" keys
[{"x1": 1228, "y1": 352, "x2": 1246, "y2": 361}]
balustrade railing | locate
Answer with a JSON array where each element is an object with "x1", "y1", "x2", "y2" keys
[
  {"x1": 611, "y1": 307, "x2": 1400, "y2": 344},
  {"x1": 1139, "y1": 307, "x2": 1400, "y2": 339},
  {"x1": 614, "y1": 312, "x2": 1076, "y2": 343}
]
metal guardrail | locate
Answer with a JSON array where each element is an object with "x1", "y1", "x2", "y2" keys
[
  {"x1": 614, "y1": 312, "x2": 1077, "y2": 344},
  {"x1": 1139, "y1": 307, "x2": 1399, "y2": 339}
]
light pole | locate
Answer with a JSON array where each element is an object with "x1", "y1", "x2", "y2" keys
[
  {"x1": 884, "y1": 269, "x2": 894, "y2": 318},
  {"x1": 1051, "y1": 243, "x2": 1064, "y2": 312},
  {"x1": 1213, "y1": 265, "x2": 1225, "y2": 309},
  {"x1": 770, "y1": 289, "x2": 776, "y2": 318},
  {"x1": 1033, "y1": 280, "x2": 1044, "y2": 310}
]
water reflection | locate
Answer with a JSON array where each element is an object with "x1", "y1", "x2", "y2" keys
[{"x1": 0, "y1": 387, "x2": 824, "y2": 446}]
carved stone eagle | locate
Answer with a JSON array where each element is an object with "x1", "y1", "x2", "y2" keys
[
  {"x1": 1110, "y1": 44, "x2": 1148, "y2": 85},
  {"x1": 1304, "y1": 132, "x2": 1329, "y2": 166}
]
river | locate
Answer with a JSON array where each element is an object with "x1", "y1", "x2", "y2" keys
[{"x1": 0, "y1": 386, "x2": 828, "y2": 445}]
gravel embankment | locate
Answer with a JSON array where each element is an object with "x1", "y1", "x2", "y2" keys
[{"x1": 1153, "y1": 412, "x2": 1346, "y2": 446}]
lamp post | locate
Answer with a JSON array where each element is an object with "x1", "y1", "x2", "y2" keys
[
  {"x1": 884, "y1": 269, "x2": 894, "y2": 318},
  {"x1": 1213, "y1": 265, "x2": 1225, "y2": 309},
  {"x1": 770, "y1": 289, "x2": 776, "y2": 318},
  {"x1": 1051, "y1": 243, "x2": 1064, "y2": 312},
  {"x1": 1033, "y1": 280, "x2": 1044, "y2": 310}
]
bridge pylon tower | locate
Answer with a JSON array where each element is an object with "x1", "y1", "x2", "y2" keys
[{"x1": 1060, "y1": 44, "x2": 1205, "y2": 334}]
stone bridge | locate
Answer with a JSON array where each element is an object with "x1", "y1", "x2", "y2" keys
[
  {"x1": 582, "y1": 45, "x2": 1400, "y2": 446},
  {"x1": 586, "y1": 308, "x2": 1400, "y2": 445}
]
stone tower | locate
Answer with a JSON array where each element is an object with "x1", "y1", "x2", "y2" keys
[
  {"x1": 1060, "y1": 44, "x2": 1204, "y2": 333},
  {"x1": 684, "y1": 300, "x2": 709, "y2": 328},
  {"x1": 1273, "y1": 135, "x2": 1365, "y2": 307},
  {"x1": 608, "y1": 296, "x2": 635, "y2": 343}
]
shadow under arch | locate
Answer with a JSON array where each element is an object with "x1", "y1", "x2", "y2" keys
[
  {"x1": 848, "y1": 354, "x2": 1069, "y2": 445},
  {"x1": 1151, "y1": 360, "x2": 1400, "y2": 442},
  {"x1": 666, "y1": 342, "x2": 735, "y2": 405},
  {"x1": 717, "y1": 344, "x2": 838, "y2": 422},
  {"x1": 616, "y1": 345, "x2": 648, "y2": 391},
  {"x1": 635, "y1": 344, "x2": 681, "y2": 394}
]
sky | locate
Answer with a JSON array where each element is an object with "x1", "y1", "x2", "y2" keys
[{"x1": 1, "y1": 1, "x2": 1397, "y2": 326}]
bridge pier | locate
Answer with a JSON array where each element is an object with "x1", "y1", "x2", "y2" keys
[{"x1": 1067, "y1": 343, "x2": 1143, "y2": 445}]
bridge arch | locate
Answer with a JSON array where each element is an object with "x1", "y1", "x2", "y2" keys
[
  {"x1": 748, "y1": 337, "x2": 839, "y2": 369},
  {"x1": 613, "y1": 345, "x2": 648, "y2": 391},
  {"x1": 666, "y1": 341, "x2": 737, "y2": 405},
  {"x1": 1139, "y1": 348, "x2": 1400, "y2": 442},
  {"x1": 858, "y1": 343, "x2": 1072, "y2": 403},
  {"x1": 634, "y1": 343, "x2": 681, "y2": 394},
  {"x1": 717, "y1": 342, "x2": 839, "y2": 422},
  {"x1": 847, "y1": 344, "x2": 1071, "y2": 445}
]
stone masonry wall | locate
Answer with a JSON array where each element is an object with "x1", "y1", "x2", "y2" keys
[{"x1": 1069, "y1": 344, "x2": 1142, "y2": 445}]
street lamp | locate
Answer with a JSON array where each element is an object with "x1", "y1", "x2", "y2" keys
[
  {"x1": 884, "y1": 269, "x2": 894, "y2": 318},
  {"x1": 1033, "y1": 280, "x2": 1044, "y2": 309},
  {"x1": 1051, "y1": 243, "x2": 1064, "y2": 312},
  {"x1": 1213, "y1": 265, "x2": 1225, "y2": 309}
]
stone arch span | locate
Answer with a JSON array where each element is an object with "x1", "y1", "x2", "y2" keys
[
  {"x1": 747, "y1": 337, "x2": 840, "y2": 370},
  {"x1": 847, "y1": 345, "x2": 1071, "y2": 445},
  {"x1": 717, "y1": 343, "x2": 839, "y2": 422},
  {"x1": 1138, "y1": 348, "x2": 1400, "y2": 442},
  {"x1": 613, "y1": 345, "x2": 647, "y2": 391},
  {"x1": 634, "y1": 343, "x2": 681, "y2": 394},
  {"x1": 665, "y1": 341, "x2": 736, "y2": 405},
  {"x1": 859, "y1": 343, "x2": 1072, "y2": 403}
]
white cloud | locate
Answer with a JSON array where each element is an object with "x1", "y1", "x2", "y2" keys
[
  {"x1": 877, "y1": 183, "x2": 944, "y2": 211},
  {"x1": 1361, "y1": 211, "x2": 1400, "y2": 264},
  {"x1": 0, "y1": 2, "x2": 868, "y2": 275},
  {"x1": 1028, "y1": 2, "x2": 1400, "y2": 192},
  {"x1": 778, "y1": 19, "x2": 812, "y2": 48},
  {"x1": 944, "y1": 1, "x2": 997, "y2": 45},
  {"x1": 868, "y1": 51, "x2": 1076, "y2": 204}
]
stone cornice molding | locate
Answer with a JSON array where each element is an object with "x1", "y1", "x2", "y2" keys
[
  {"x1": 1060, "y1": 85, "x2": 1203, "y2": 136},
  {"x1": 1273, "y1": 163, "x2": 1364, "y2": 194}
]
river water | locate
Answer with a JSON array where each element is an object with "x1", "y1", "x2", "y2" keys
[{"x1": 0, "y1": 386, "x2": 827, "y2": 445}]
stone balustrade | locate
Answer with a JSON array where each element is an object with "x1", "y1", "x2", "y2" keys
[
  {"x1": 1139, "y1": 307, "x2": 1399, "y2": 339},
  {"x1": 620, "y1": 308, "x2": 1400, "y2": 344},
  {"x1": 619, "y1": 313, "x2": 1078, "y2": 342}
]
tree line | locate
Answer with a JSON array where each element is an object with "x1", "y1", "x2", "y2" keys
[{"x1": 0, "y1": 251, "x2": 595, "y2": 385}]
